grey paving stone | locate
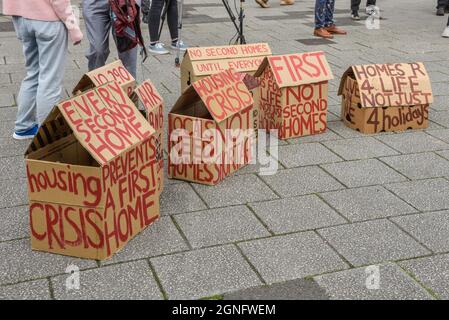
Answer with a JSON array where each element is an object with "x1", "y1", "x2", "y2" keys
[
  {"x1": 238, "y1": 232, "x2": 349, "y2": 284},
  {"x1": 0, "y1": 178, "x2": 28, "y2": 209},
  {"x1": 0, "y1": 155, "x2": 25, "y2": 181},
  {"x1": 249, "y1": 195, "x2": 347, "y2": 234},
  {"x1": 0, "y1": 205, "x2": 29, "y2": 241},
  {"x1": 427, "y1": 128, "x2": 449, "y2": 144},
  {"x1": 0, "y1": 107, "x2": 17, "y2": 121},
  {"x1": 0, "y1": 137, "x2": 28, "y2": 158},
  {"x1": 0, "y1": 239, "x2": 96, "y2": 285},
  {"x1": 102, "y1": 217, "x2": 189, "y2": 265},
  {"x1": 322, "y1": 137, "x2": 399, "y2": 160},
  {"x1": 327, "y1": 121, "x2": 368, "y2": 138},
  {"x1": 0, "y1": 120, "x2": 14, "y2": 138},
  {"x1": 287, "y1": 130, "x2": 341, "y2": 144},
  {"x1": 192, "y1": 174, "x2": 278, "y2": 208},
  {"x1": 151, "y1": 245, "x2": 262, "y2": 300},
  {"x1": 380, "y1": 152, "x2": 449, "y2": 180},
  {"x1": 385, "y1": 178, "x2": 449, "y2": 211},
  {"x1": 391, "y1": 211, "x2": 449, "y2": 253},
  {"x1": 0, "y1": 93, "x2": 14, "y2": 107},
  {"x1": 320, "y1": 186, "x2": 417, "y2": 222},
  {"x1": 224, "y1": 278, "x2": 329, "y2": 300},
  {"x1": 430, "y1": 96, "x2": 449, "y2": 112},
  {"x1": 437, "y1": 150, "x2": 449, "y2": 162},
  {"x1": 0, "y1": 279, "x2": 51, "y2": 300},
  {"x1": 400, "y1": 254, "x2": 449, "y2": 299},
  {"x1": 51, "y1": 260, "x2": 163, "y2": 300},
  {"x1": 261, "y1": 166, "x2": 345, "y2": 197},
  {"x1": 321, "y1": 159, "x2": 408, "y2": 188},
  {"x1": 277, "y1": 143, "x2": 343, "y2": 168},
  {"x1": 160, "y1": 183, "x2": 207, "y2": 215},
  {"x1": 318, "y1": 220, "x2": 431, "y2": 267},
  {"x1": 174, "y1": 206, "x2": 269, "y2": 248},
  {"x1": 315, "y1": 263, "x2": 433, "y2": 300},
  {"x1": 376, "y1": 132, "x2": 449, "y2": 154}
]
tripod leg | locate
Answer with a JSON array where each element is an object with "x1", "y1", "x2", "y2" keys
[{"x1": 175, "y1": 0, "x2": 184, "y2": 66}]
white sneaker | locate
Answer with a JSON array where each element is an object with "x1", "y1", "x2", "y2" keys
[
  {"x1": 148, "y1": 43, "x2": 169, "y2": 55},
  {"x1": 171, "y1": 40, "x2": 188, "y2": 51},
  {"x1": 443, "y1": 26, "x2": 449, "y2": 38}
]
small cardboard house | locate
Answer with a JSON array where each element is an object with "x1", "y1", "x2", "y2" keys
[
  {"x1": 134, "y1": 80, "x2": 165, "y2": 193},
  {"x1": 339, "y1": 62, "x2": 433, "y2": 133},
  {"x1": 26, "y1": 82, "x2": 161, "y2": 260},
  {"x1": 255, "y1": 52, "x2": 334, "y2": 140},
  {"x1": 73, "y1": 60, "x2": 136, "y2": 98},
  {"x1": 168, "y1": 69, "x2": 255, "y2": 185}
]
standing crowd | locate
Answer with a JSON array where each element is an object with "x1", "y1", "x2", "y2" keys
[{"x1": 0, "y1": 0, "x2": 447, "y2": 140}]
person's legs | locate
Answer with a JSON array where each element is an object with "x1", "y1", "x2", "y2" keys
[
  {"x1": 324, "y1": 0, "x2": 335, "y2": 27},
  {"x1": 167, "y1": 0, "x2": 179, "y2": 43},
  {"x1": 149, "y1": 0, "x2": 165, "y2": 43},
  {"x1": 351, "y1": 0, "x2": 362, "y2": 12},
  {"x1": 117, "y1": 47, "x2": 138, "y2": 79},
  {"x1": 315, "y1": 0, "x2": 327, "y2": 29},
  {"x1": 12, "y1": 17, "x2": 39, "y2": 133},
  {"x1": 367, "y1": 0, "x2": 376, "y2": 7},
  {"x1": 33, "y1": 20, "x2": 68, "y2": 125},
  {"x1": 83, "y1": 0, "x2": 111, "y2": 71}
]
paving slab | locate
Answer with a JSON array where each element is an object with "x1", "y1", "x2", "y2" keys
[
  {"x1": 160, "y1": 183, "x2": 207, "y2": 215},
  {"x1": 376, "y1": 132, "x2": 449, "y2": 154},
  {"x1": 277, "y1": 143, "x2": 343, "y2": 168},
  {"x1": 151, "y1": 245, "x2": 262, "y2": 300},
  {"x1": 318, "y1": 220, "x2": 431, "y2": 267},
  {"x1": 0, "y1": 279, "x2": 51, "y2": 300},
  {"x1": 0, "y1": 205, "x2": 28, "y2": 241},
  {"x1": 0, "y1": 178, "x2": 28, "y2": 209},
  {"x1": 238, "y1": 232, "x2": 349, "y2": 284},
  {"x1": 322, "y1": 137, "x2": 399, "y2": 160}
]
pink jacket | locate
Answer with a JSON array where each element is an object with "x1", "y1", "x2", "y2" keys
[{"x1": 2, "y1": 0, "x2": 83, "y2": 44}]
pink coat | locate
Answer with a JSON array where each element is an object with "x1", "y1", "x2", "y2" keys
[{"x1": 2, "y1": 0, "x2": 83, "y2": 43}]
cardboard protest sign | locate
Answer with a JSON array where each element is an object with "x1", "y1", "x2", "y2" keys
[
  {"x1": 134, "y1": 80, "x2": 164, "y2": 193},
  {"x1": 338, "y1": 62, "x2": 433, "y2": 133},
  {"x1": 168, "y1": 69, "x2": 255, "y2": 185},
  {"x1": 73, "y1": 60, "x2": 136, "y2": 98},
  {"x1": 254, "y1": 52, "x2": 334, "y2": 140},
  {"x1": 25, "y1": 82, "x2": 161, "y2": 260}
]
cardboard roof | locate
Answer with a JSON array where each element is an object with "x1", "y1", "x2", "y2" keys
[
  {"x1": 29, "y1": 82, "x2": 155, "y2": 166},
  {"x1": 171, "y1": 68, "x2": 254, "y2": 123},
  {"x1": 134, "y1": 80, "x2": 164, "y2": 112},
  {"x1": 338, "y1": 62, "x2": 434, "y2": 108},
  {"x1": 254, "y1": 52, "x2": 334, "y2": 88}
]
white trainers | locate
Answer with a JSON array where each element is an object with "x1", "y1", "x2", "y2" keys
[
  {"x1": 443, "y1": 26, "x2": 449, "y2": 38},
  {"x1": 148, "y1": 42, "x2": 169, "y2": 55},
  {"x1": 171, "y1": 40, "x2": 188, "y2": 51}
]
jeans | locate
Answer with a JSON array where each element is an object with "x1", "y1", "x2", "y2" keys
[
  {"x1": 148, "y1": 0, "x2": 179, "y2": 43},
  {"x1": 351, "y1": 0, "x2": 377, "y2": 12},
  {"x1": 438, "y1": 0, "x2": 449, "y2": 9},
  {"x1": 315, "y1": 0, "x2": 335, "y2": 29},
  {"x1": 83, "y1": 0, "x2": 138, "y2": 78},
  {"x1": 12, "y1": 16, "x2": 67, "y2": 132}
]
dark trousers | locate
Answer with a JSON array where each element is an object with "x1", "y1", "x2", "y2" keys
[
  {"x1": 351, "y1": 0, "x2": 376, "y2": 12},
  {"x1": 438, "y1": 0, "x2": 449, "y2": 8},
  {"x1": 148, "y1": 0, "x2": 179, "y2": 43}
]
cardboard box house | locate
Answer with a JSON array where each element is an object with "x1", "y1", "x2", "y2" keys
[
  {"x1": 134, "y1": 80, "x2": 165, "y2": 193},
  {"x1": 181, "y1": 43, "x2": 272, "y2": 136},
  {"x1": 168, "y1": 69, "x2": 255, "y2": 185},
  {"x1": 25, "y1": 81, "x2": 161, "y2": 260},
  {"x1": 339, "y1": 62, "x2": 433, "y2": 133},
  {"x1": 73, "y1": 60, "x2": 136, "y2": 98},
  {"x1": 255, "y1": 52, "x2": 334, "y2": 140}
]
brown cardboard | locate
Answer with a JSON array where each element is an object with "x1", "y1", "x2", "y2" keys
[
  {"x1": 134, "y1": 80, "x2": 165, "y2": 193},
  {"x1": 73, "y1": 60, "x2": 136, "y2": 98},
  {"x1": 26, "y1": 82, "x2": 160, "y2": 260},
  {"x1": 254, "y1": 52, "x2": 334, "y2": 140},
  {"x1": 168, "y1": 69, "x2": 255, "y2": 185},
  {"x1": 339, "y1": 62, "x2": 433, "y2": 133}
]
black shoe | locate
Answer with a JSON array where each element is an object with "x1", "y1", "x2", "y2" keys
[
  {"x1": 437, "y1": 7, "x2": 445, "y2": 16},
  {"x1": 351, "y1": 11, "x2": 360, "y2": 20}
]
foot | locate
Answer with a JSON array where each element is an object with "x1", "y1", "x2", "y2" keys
[
  {"x1": 280, "y1": 0, "x2": 294, "y2": 5},
  {"x1": 13, "y1": 124, "x2": 38, "y2": 140},
  {"x1": 442, "y1": 26, "x2": 449, "y2": 38},
  {"x1": 255, "y1": 0, "x2": 269, "y2": 8},
  {"x1": 437, "y1": 7, "x2": 445, "y2": 16},
  {"x1": 325, "y1": 24, "x2": 347, "y2": 35},
  {"x1": 148, "y1": 42, "x2": 170, "y2": 55},
  {"x1": 171, "y1": 40, "x2": 188, "y2": 51},
  {"x1": 314, "y1": 28, "x2": 334, "y2": 39},
  {"x1": 351, "y1": 11, "x2": 360, "y2": 20}
]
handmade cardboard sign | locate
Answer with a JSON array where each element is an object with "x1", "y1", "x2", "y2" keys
[
  {"x1": 134, "y1": 80, "x2": 164, "y2": 193},
  {"x1": 168, "y1": 69, "x2": 255, "y2": 185},
  {"x1": 73, "y1": 60, "x2": 136, "y2": 98},
  {"x1": 254, "y1": 52, "x2": 334, "y2": 140},
  {"x1": 25, "y1": 82, "x2": 161, "y2": 260},
  {"x1": 338, "y1": 62, "x2": 433, "y2": 133}
]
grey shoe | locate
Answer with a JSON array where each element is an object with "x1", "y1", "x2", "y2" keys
[
  {"x1": 442, "y1": 26, "x2": 449, "y2": 38},
  {"x1": 148, "y1": 43, "x2": 169, "y2": 55},
  {"x1": 171, "y1": 40, "x2": 188, "y2": 51}
]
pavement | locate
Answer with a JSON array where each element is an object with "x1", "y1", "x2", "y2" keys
[{"x1": 1, "y1": 0, "x2": 449, "y2": 300}]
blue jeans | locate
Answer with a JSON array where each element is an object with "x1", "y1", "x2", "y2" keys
[
  {"x1": 12, "y1": 16, "x2": 68, "y2": 132},
  {"x1": 315, "y1": 0, "x2": 336, "y2": 29}
]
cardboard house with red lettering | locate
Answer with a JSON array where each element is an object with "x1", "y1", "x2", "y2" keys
[
  {"x1": 134, "y1": 80, "x2": 165, "y2": 193},
  {"x1": 168, "y1": 69, "x2": 255, "y2": 185},
  {"x1": 254, "y1": 52, "x2": 334, "y2": 140},
  {"x1": 25, "y1": 81, "x2": 161, "y2": 260},
  {"x1": 339, "y1": 62, "x2": 433, "y2": 133}
]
